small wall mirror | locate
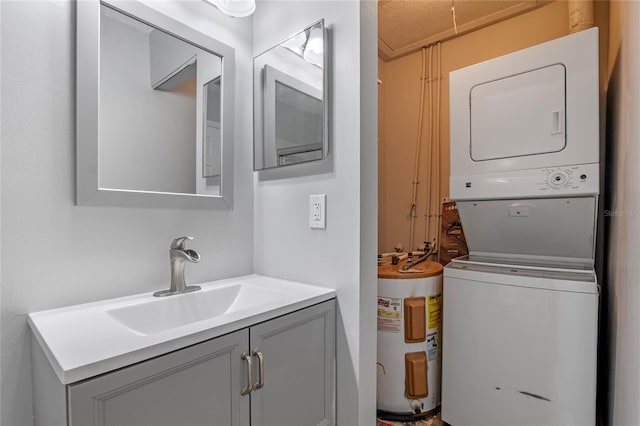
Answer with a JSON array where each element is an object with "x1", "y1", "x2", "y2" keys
[
  {"x1": 77, "y1": 1, "x2": 235, "y2": 208},
  {"x1": 253, "y1": 20, "x2": 328, "y2": 171}
]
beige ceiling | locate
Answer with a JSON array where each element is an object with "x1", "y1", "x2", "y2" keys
[{"x1": 379, "y1": 0, "x2": 545, "y2": 60}]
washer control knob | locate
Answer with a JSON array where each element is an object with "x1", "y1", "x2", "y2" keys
[{"x1": 548, "y1": 171, "x2": 569, "y2": 187}]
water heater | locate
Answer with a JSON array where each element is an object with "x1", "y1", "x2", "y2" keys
[{"x1": 377, "y1": 261, "x2": 443, "y2": 421}]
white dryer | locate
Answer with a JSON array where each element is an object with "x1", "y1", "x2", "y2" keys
[
  {"x1": 449, "y1": 27, "x2": 599, "y2": 202},
  {"x1": 442, "y1": 28, "x2": 600, "y2": 426}
]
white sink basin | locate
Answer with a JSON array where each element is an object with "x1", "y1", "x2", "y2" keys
[
  {"x1": 106, "y1": 283, "x2": 283, "y2": 335},
  {"x1": 28, "y1": 275, "x2": 335, "y2": 384}
]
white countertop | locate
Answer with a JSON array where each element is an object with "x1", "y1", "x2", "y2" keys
[{"x1": 28, "y1": 274, "x2": 335, "y2": 384}]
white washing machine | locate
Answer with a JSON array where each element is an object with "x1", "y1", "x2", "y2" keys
[
  {"x1": 440, "y1": 197, "x2": 600, "y2": 425},
  {"x1": 442, "y1": 259, "x2": 598, "y2": 426},
  {"x1": 443, "y1": 28, "x2": 600, "y2": 426}
]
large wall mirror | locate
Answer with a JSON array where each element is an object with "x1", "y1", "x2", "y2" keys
[
  {"x1": 253, "y1": 20, "x2": 328, "y2": 171},
  {"x1": 77, "y1": 1, "x2": 235, "y2": 208}
]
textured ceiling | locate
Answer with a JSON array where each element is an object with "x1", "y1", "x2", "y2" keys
[{"x1": 379, "y1": 0, "x2": 542, "y2": 60}]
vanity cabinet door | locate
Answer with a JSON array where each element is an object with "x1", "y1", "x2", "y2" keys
[
  {"x1": 68, "y1": 329, "x2": 250, "y2": 426},
  {"x1": 249, "y1": 300, "x2": 335, "y2": 426}
]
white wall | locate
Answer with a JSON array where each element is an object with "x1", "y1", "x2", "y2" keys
[
  {"x1": 0, "y1": 0, "x2": 3, "y2": 421},
  {"x1": 0, "y1": 1, "x2": 253, "y2": 425},
  {"x1": 605, "y1": 2, "x2": 640, "y2": 425},
  {"x1": 358, "y1": 2, "x2": 379, "y2": 424},
  {"x1": 253, "y1": 1, "x2": 377, "y2": 425}
]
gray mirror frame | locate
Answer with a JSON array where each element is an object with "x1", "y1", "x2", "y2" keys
[
  {"x1": 253, "y1": 19, "x2": 328, "y2": 171},
  {"x1": 76, "y1": 0, "x2": 235, "y2": 209}
]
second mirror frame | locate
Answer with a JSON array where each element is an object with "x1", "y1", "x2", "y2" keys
[{"x1": 253, "y1": 19, "x2": 328, "y2": 171}]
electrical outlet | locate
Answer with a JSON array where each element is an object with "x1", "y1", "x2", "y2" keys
[{"x1": 309, "y1": 194, "x2": 326, "y2": 229}]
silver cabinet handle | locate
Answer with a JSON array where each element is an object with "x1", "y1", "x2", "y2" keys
[
  {"x1": 240, "y1": 352, "x2": 253, "y2": 395},
  {"x1": 252, "y1": 349, "x2": 264, "y2": 390}
]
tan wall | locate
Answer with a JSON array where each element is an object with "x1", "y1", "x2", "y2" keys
[{"x1": 378, "y1": 0, "x2": 611, "y2": 254}]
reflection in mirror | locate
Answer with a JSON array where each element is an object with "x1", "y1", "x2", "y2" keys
[
  {"x1": 76, "y1": 1, "x2": 235, "y2": 208},
  {"x1": 99, "y1": 4, "x2": 221, "y2": 195},
  {"x1": 253, "y1": 20, "x2": 327, "y2": 170}
]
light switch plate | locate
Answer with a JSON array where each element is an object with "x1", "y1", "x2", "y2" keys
[{"x1": 309, "y1": 194, "x2": 326, "y2": 229}]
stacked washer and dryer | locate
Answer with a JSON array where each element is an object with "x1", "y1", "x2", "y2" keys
[{"x1": 442, "y1": 28, "x2": 600, "y2": 426}]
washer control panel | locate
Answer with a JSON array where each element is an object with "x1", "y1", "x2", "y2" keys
[
  {"x1": 539, "y1": 166, "x2": 589, "y2": 191},
  {"x1": 450, "y1": 163, "x2": 599, "y2": 200}
]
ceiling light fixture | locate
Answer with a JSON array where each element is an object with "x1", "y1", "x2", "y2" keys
[
  {"x1": 303, "y1": 27, "x2": 323, "y2": 67},
  {"x1": 204, "y1": 0, "x2": 256, "y2": 18}
]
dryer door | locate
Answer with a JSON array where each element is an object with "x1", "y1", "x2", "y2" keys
[{"x1": 470, "y1": 64, "x2": 566, "y2": 162}]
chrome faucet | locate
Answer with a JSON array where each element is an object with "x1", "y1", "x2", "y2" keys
[{"x1": 153, "y1": 236, "x2": 201, "y2": 297}]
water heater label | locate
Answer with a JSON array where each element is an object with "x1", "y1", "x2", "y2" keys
[
  {"x1": 428, "y1": 293, "x2": 442, "y2": 329},
  {"x1": 377, "y1": 296, "x2": 402, "y2": 333},
  {"x1": 427, "y1": 332, "x2": 439, "y2": 361}
]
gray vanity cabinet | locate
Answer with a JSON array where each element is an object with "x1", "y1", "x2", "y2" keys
[
  {"x1": 64, "y1": 300, "x2": 335, "y2": 426},
  {"x1": 68, "y1": 329, "x2": 250, "y2": 426},
  {"x1": 250, "y1": 300, "x2": 335, "y2": 426}
]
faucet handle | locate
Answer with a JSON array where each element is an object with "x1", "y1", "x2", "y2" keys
[{"x1": 170, "y1": 236, "x2": 194, "y2": 250}]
